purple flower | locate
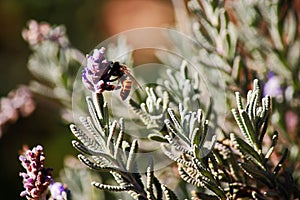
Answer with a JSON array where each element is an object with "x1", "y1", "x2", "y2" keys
[
  {"x1": 285, "y1": 111, "x2": 298, "y2": 135},
  {"x1": 9, "y1": 85, "x2": 35, "y2": 117},
  {"x1": 19, "y1": 145, "x2": 53, "y2": 200},
  {"x1": 82, "y1": 47, "x2": 113, "y2": 93},
  {"x1": 0, "y1": 86, "x2": 35, "y2": 138},
  {"x1": 22, "y1": 20, "x2": 51, "y2": 46},
  {"x1": 263, "y1": 72, "x2": 283, "y2": 99},
  {"x1": 49, "y1": 182, "x2": 70, "y2": 200},
  {"x1": 22, "y1": 20, "x2": 69, "y2": 48},
  {"x1": 48, "y1": 26, "x2": 69, "y2": 48}
]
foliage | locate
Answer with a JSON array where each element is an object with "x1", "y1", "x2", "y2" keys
[{"x1": 16, "y1": 0, "x2": 300, "y2": 200}]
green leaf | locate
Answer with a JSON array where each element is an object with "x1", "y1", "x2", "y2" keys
[
  {"x1": 239, "y1": 162, "x2": 274, "y2": 188},
  {"x1": 114, "y1": 119, "x2": 125, "y2": 159},
  {"x1": 273, "y1": 148, "x2": 288, "y2": 176},
  {"x1": 235, "y1": 92, "x2": 244, "y2": 112},
  {"x1": 79, "y1": 116, "x2": 106, "y2": 150},
  {"x1": 78, "y1": 154, "x2": 120, "y2": 172},
  {"x1": 230, "y1": 133, "x2": 264, "y2": 169},
  {"x1": 264, "y1": 131, "x2": 278, "y2": 160},
  {"x1": 241, "y1": 110, "x2": 258, "y2": 150},
  {"x1": 69, "y1": 125, "x2": 99, "y2": 152},
  {"x1": 107, "y1": 120, "x2": 117, "y2": 155},
  {"x1": 167, "y1": 108, "x2": 190, "y2": 144},
  {"x1": 86, "y1": 96, "x2": 103, "y2": 133},
  {"x1": 126, "y1": 139, "x2": 139, "y2": 172},
  {"x1": 232, "y1": 109, "x2": 251, "y2": 145},
  {"x1": 92, "y1": 181, "x2": 134, "y2": 192},
  {"x1": 161, "y1": 184, "x2": 178, "y2": 200},
  {"x1": 146, "y1": 159, "x2": 155, "y2": 200},
  {"x1": 153, "y1": 176, "x2": 163, "y2": 200},
  {"x1": 148, "y1": 133, "x2": 168, "y2": 143}
]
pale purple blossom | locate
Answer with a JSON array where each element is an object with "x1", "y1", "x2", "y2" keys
[
  {"x1": 19, "y1": 145, "x2": 53, "y2": 200},
  {"x1": 9, "y1": 86, "x2": 36, "y2": 117},
  {"x1": 22, "y1": 20, "x2": 69, "y2": 47},
  {"x1": 48, "y1": 26, "x2": 69, "y2": 48},
  {"x1": 263, "y1": 72, "x2": 283, "y2": 99},
  {"x1": 22, "y1": 20, "x2": 51, "y2": 46},
  {"x1": 82, "y1": 47, "x2": 113, "y2": 93},
  {"x1": 0, "y1": 86, "x2": 35, "y2": 138},
  {"x1": 49, "y1": 182, "x2": 70, "y2": 200},
  {"x1": 285, "y1": 111, "x2": 298, "y2": 135}
]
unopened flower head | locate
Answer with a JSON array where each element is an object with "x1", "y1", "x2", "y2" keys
[
  {"x1": 19, "y1": 145, "x2": 53, "y2": 200},
  {"x1": 82, "y1": 47, "x2": 113, "y2": 93}
]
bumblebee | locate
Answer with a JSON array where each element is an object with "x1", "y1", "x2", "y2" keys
[{"x1": 101, "y1": 62, "x2": 139, "y2": 100}]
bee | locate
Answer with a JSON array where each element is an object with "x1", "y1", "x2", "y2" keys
[
  {"x1": 101, "y1": 61, "x2": 140, "y2": 100},
  {"x1": 119, "y1": 76, "x2": 132, "y2": 100}
]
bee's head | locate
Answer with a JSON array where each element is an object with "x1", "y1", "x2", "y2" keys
[{"x1": 112, "y1": 61, "x2": 120, "y2": 68}]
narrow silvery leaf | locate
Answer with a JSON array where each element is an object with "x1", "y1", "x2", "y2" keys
[
  {"x1": 126, "y1": 139, "x2": 138, "y2": 172},
  {"x1": 92, "y1": 181, "x2": 133, "y2": 192}
]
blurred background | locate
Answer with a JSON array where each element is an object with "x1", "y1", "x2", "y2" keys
[{"x1": 0, "y1": 0, "x2": 174, "y2": 198}]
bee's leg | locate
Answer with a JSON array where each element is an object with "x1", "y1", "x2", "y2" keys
[
  {"x1": 102, "y1": 83, "x2": 117, "y2": 91},
  {"x1": 114, "y1": 80, "x2": 122, "y2": 90}
]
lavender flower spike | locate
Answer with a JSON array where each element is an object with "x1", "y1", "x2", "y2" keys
[
  {"x1": 19, "y1": 145, "x2": 53, "y2": 200},
  {"x1": 82, "y1": 47, "x2": 112, "y2": 93}
]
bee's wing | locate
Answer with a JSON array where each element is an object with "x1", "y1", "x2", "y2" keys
[{"x1": 124, "y1": 71, "x2": 143, "y2": 91}]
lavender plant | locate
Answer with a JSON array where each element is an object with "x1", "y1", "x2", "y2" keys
[
  {"x1": 19, "y1": 145, "x2": 70, "y2": 200},
  {"x1": 22, "y1": 20, "x2": 84, "y2": 122},
  {"x1": 17, "y1": 0, "x2": 300, "y2": 199},
  {"x1": 186, "y1": 0, "x2": 300, "y2": 131},
  {"x1": 71, "y1": 48, "x2": 177, "y2": 199}
]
